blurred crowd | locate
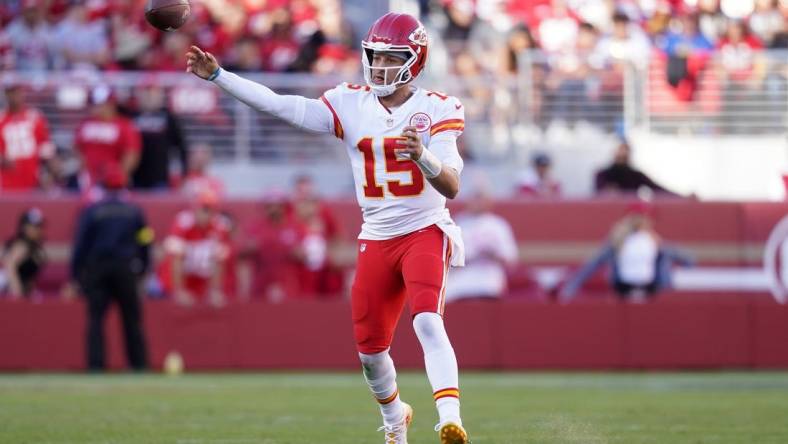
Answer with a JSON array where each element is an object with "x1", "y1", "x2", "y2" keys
[
  {"x1": 430, "y1": 0, "x2": 788, "y2": 131},
  {"x1": 0, "y1": 0, "x2": 359, "y2": 75},
  {"x1": 1, "y1": 1, "x2": 785, "y2": 169},
  {"x1": 2, "y1": 0, "x2": 785, "y2": 76},
  {"x1": 435, "y1": 0, "x2": 788, "y2": 81},
  {"x1": 0, "y1": 81, "x2": 209, "y2": 194},
  {"x1": 0, "y1": 172, "x2": 347, "y2": 306}
]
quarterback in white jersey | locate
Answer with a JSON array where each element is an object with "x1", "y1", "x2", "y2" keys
[
  {"x1": 320, "y1": 82, "x2": 465, "y2": 244},
  {"x1": 187, "y1": 12, "x2": 469, "y2": 444}
]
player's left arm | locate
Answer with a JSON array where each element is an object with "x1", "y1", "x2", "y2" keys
[
  {"x1": 398, "y1": 98, "x2": 465, "y2": 199},
  {"x1": 399, "y1": 125, "x2": 461, "y2": 199}
]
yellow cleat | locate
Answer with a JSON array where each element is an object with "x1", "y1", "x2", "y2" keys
[
  {"x1": 378, "y1": 402, "x2": 413, "y2": 444},
  {"x1": 437, "y1": 421, "x2": 469, "y2": 444}
]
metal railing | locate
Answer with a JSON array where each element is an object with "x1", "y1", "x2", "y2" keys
[
  {"x1": 2, "y1": 51, "x2": 785, "y2": 165},
  {"x1": 639, "y1": 50, "x2": 788, "y2": 136}
]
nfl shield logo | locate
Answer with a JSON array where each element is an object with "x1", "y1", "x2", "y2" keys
[{"x1": 360, "y1": 243, "x2": 367, "y2": 252}]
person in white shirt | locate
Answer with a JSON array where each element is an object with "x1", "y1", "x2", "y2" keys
[
  {"x1": 595, "y1": 11, "x2": 652, "y2": 71},
  {"x1": 446, "y1": 181, "x2": 518, "y2": 301},
  {"x1": 558, "y1": 203, "x2": 693, "y2": 302},
  {"x1": 4, "y1": 0, "x2": 54, "y2": 71},
  {"x1": 186, "y1": 12, "x2": 469, "y2": 444}
]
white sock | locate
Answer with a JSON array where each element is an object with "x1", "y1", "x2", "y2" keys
[
  {"x1": 359, "y1": 349, "x2": 404, "y2": 426},
  {"x1": 413, "y1": 312, "x2": 462, "y2": 426}
]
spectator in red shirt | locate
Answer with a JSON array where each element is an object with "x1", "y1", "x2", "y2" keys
[
  {"x1": 0, "y1": 83, "x2": 55, "y2": 191},
  {"x1": 289, "y1": 174, "x2": 344, "y2": 298},
  {"x1": 259, "y1": 8, "x2": 300, "y2": 72},
  {"x1": 74, "y1": 86, "x2": 141, "y2": 190},
  {"x1": 237, "y1": 190, "x2": 301, "y2": 302},
  {"x1": 158, "y1": 189, "x2": 230, "y2": 307}
]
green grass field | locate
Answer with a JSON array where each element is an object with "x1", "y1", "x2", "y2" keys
[{"x1": 2, "y1": 372, "x2": 788, "y2": 443}]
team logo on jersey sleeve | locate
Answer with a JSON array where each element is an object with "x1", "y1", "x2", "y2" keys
[{"x1": 409, "y1": 112, "x2": 432, "y2": 132}]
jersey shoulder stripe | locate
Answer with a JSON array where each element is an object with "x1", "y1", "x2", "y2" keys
[
  {"x1": 430, "y1": 118, "x2": 465, "y2": 136},
  {"x1": 320, "y1": 95, "x2": 344, "y2": 140}
]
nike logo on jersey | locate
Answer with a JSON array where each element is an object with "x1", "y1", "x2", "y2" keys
[{"x1": 455, "y1": 104, "x2": 462, "y2": 110}]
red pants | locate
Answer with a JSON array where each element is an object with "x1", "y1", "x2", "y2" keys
[{"x1": 351, "y1": 225, "x2": 452, "y2": 354}]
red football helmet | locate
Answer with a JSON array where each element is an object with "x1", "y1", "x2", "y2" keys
[{"x1": 361, "y1": 12, "x2": 429, "y2": 97}]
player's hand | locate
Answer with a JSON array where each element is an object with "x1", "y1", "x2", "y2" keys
[
  {"x1": 185, "y1": 45, "x2": 220, "y2": 80},
  {"x1": 396, "y1": 126, "x2": 424, "y2": 161},
  {"x1": 174, "y1": 289, "x2": 195, "y2": 307}
]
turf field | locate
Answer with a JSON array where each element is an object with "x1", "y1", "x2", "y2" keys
[{"x1": 2, "y1": 372, "x2": 788, "y2": 443}]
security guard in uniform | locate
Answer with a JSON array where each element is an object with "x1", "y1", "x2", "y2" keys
[{"x1": 70, "y1": 165, "x2": 153, "y2": 371}]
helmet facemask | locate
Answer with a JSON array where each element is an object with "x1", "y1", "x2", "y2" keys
[{"x1": 361, "y1": 45, "x2": 418, "y2": 97}]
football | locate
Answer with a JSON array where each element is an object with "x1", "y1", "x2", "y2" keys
[{"x1": 145, "y1": 0, "x2": 191, "y2": 32}]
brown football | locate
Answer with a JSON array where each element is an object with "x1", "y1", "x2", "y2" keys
[{"x1": 145, "y1": 0, "x2": 191, "y2": 32}]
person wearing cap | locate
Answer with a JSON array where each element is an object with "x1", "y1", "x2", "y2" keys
[
  {"x1": 557, "y1": 202, "x2": 694, "y2": 302},
  {"x1": 157, "y1": 189, "x2": 231, "y2": 307},
  {"x1": 0, "y1": 83, "x2": 57, "y2": 191},
  {"x1": 1, "y1": 208, "x2": 46, "y2": 299},
  {"x1": 516, "y1": 151, "x2": 562, "y2": 198},
  {"x1": 73, "y1": 86, "x2": 141, "y2": 191},
  {"x1": 69, "y1": 164, "x2": 152, "y2": 371}
]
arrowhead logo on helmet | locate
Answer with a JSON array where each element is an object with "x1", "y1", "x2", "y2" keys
[
  {"x1": 361, "y1": 13, "x2": 429, "y2": 97},
  {"x1": 409, "y1": 25, "x2": 428, "y2": 46}
]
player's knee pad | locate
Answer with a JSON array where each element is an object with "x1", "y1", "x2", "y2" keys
[
  {"x1": 358, "y1": 349, "x2": 390, "y2": 366},
  {"x1": 413, "y1": 312, "x2": 452, "y2": 352},
  {"x1": 359, "y1": 349, "x2": 395, "y2": 382}
]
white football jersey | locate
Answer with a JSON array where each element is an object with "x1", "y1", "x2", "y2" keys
[{"x1": 321, "y1": 83, "x2": 465, "y2": 242}]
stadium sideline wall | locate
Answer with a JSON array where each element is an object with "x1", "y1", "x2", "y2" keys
[
  {"x1": 1, "y1": 295, "x2": 788, "y2": 370},
  {"x1": 0, "y1": 196, "x2": 786, "y2": 370}
]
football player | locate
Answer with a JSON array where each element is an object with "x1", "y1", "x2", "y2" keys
[
  {"x1": 187, "y1": 12, "x2": 468, "y2": 444},
  {"x1": 0, "y1": 83, "x2": 55, "y2": 191}
]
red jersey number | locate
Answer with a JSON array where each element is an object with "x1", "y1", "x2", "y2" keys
[{"x1": 356, "y1": 137, "x2": 425, "y2": 198}]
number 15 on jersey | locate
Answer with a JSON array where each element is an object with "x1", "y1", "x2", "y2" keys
[{"x1": 357, "y1": 137, "x2": 425, "y2": 199}]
